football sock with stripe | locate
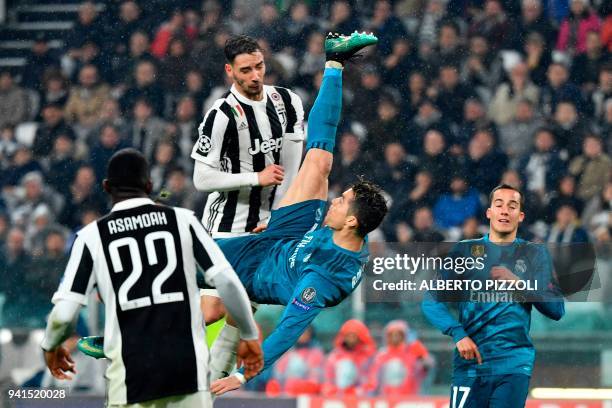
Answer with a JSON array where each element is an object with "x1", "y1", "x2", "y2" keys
[
  {"x1": 305, "y1": 65, "x2": 343, "y2": 153},
  {"x1": 209, "y1": 323, "x2": 240, "y2": 382}
]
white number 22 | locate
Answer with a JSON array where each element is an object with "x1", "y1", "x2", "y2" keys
[{"x1": 109, "y1": 231, "x2": 183, "y2": 311}]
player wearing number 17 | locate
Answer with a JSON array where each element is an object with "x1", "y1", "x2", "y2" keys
[{"x1": 40, "y1": 148, "x2": 263, "y2": 408}]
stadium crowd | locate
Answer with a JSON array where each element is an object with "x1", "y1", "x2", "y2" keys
[{"x1": 0, "y1": 0, "x2": 610, "y2": 392}]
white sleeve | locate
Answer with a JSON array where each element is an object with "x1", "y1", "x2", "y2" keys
[
  {"x1": 287, "y1": 90, "x2": 305, "y2": 142},
  {"x1": 192, "y1": 160, "x2": 259, "y2": 192},
  {"x1": 52, "y1": 234, "x2": 95, "y2": 306},
  {"x1": 272, "y1": 139, "x2": 303, "y2": 210},
  {"x1": 41, "y1": 299, "x2": 82, "y2": 351},
  {"x1": 191, "y1": 105, "x2": 228, "y2": 167},
  {"x1": 188, "y1": 216, "x2": 258, "y2": 340}
]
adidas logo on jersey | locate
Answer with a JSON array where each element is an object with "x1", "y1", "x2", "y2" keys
[{"x1": 248, "y1": 138, "x2": 283, "y2": 155}]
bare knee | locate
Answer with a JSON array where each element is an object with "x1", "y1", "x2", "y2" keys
[{"x1": 201, "y1": 295, "x2": 227, "y2": 325}]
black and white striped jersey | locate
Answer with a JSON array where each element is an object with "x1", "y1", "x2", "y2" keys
[
  {"x1": 52, "y1": 198, "x2": 230, "y2": 405},
  {"x1": 191, "y1": 84, "x2": 304, "y2": 236}
]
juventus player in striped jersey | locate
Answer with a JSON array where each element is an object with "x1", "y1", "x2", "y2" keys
[
  {"x1": 191, "y1": 35, "x2": 305, "y2": 238},
  {"x1": 41, "y1": 149, "x2": 263, "y2": 407}
]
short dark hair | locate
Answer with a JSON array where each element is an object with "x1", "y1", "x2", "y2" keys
[
  {"x1": 106, "y1": 148, "x2": 149, "y2": 193},
  {"x1": 349, "y1": 180, "x2": 388, "y2": 237},
  {"x1": 489, "y1": 184, "x2": 524, "y2": 210},
  {"x1": 224, "y1": 35, "x2": 262, "y2": 63}
]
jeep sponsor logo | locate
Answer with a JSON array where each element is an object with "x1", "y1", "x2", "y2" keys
[{"x1": 248, "y1": 138, "x2": 283, "y2": 155}]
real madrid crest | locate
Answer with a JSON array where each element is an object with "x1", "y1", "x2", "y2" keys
[
  {"x1": 514, "y1": 259, "x2": 527, "y2": 275},
  {"x1": 471, "y1": 245, "x2": 485, "y2": 257}
]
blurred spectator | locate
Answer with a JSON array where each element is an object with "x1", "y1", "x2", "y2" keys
[
  {"x1": 283, "y1": 1, "x2": 318, "y2": 53},
  {"x1": 460, "y1": 217, "x2": 484, "y2": 239},
  {"x1": 184, "y1": 69, "x2": 208, "y2": 114},
  {"x1": 322, "y1": 319, "x2": 376, "y2": 396},
  {"x1": 127, "y1": 98, "x2": 166, "y2": 162},
  {"x1": 524, "y1": 32, "x2": 553, "y2": 87},
  {"x1": 89, "y1": 124, "x2": 130, "y2": 182},
  {"x1": 546, "y1": 203, "x2": 590, "y2": 243},
  {"x1": 192, "y1": 27, "x2": 230, "y2": 87},
  {"x1": 404, "y1": 100, "x2": 452, "y2": 156},
  {"x1": 297, "y1": 32, "x2": 327, "y2": 88},
  {"x1": 159, "y1": 37, "x2": 197, "y2": 92},
  {"x1": 8, "y1": 172, "x2": 63, "y2": 228},
  {"x1": 509, "y1": 0, "x2": 557, "y2": 51},
  {"x1": 1, "y1": 146, "x2": 44, "y2": 189},
  {"x1": 420, "y1": 129, "x2": 457, "y2": 195},
  {"x1": 551, "y1": 100, "x2": 590, "y2": 158},
  {"x1": 369, "y1": 320, "x2": 433, "y2": 396},
  {"x1": 93, "y1": 99, "x2": 129, "y2": 141},
  {"x1": 598, "y1": 99, "x2": 612, "y2": 144},
  {"x1": 22, "y1": 34, "x2": 60, "y2": 91},
  {"x1": 46, "y1": 133, "x2": 81, "y2": 198},
  {"x1": 249, "y1": 3, "x2": 287, "y2": 52},
  {"x1": 569, "y1": 134, "x2": 612, "y2": 202},
  {"x1": 401, "y1": 71, "x2": 428, "y2": 120},
  {"x1": 64, "y1": 65, "x2": 111, "y2": 136},
  {"x1": 433, "y1": 173, "x2": 481, "y2": 229},
  {"x1": 466, "y1": 129, "x2": 509, "y2": 194},
  {"x1": 151, "y1": 9, "x2": 197, "y2": 59},
  {"x1": 39, "y1": 71, "x2": 70, "y2": 111},
  {"x1": 150, "y1": 140, "x2": 177, "y2": 193},
  {"x1": 489, "y1": 62, "x2": 540, "y2": 126},
  {"x1": 540, "y1": 62, "x2": 584, "y2": 117},
  {"x1": 430, "y1": 22, "x2": 466, "y2": 75},
  {"x1": 0, "y1": 227, "x2": 32, "y2": 326},
  {"x1": 435, "y1": 65, "x2": 477, "y2": 125},
  {"x1": 385, "y1": 170, "x2": 437, "y2": 239},
  {"x1": 120, "y1": 60, "x2": 165, "y2": 116},
  {"x1": 419, "y1": 0, "x2": 451, "y2": 46},
  {"x1": 556, "y1": 0, "x2": 601, "y2": 57},
  {"x1": 0, "y1": 125, "x2": 18, "y2": 166},
  {"x1": 455, "y1": 98, "x2": 496, "y2": 153},
  {"x1": 571, "y1": 31, "x2": 610, "y2": 92},
  {"x1": 0, "y1": 71, "x2": 28, "y2": 128},
  {"x1": 603, "y1": 10, "x2": 612, "y2": 52},
  {"x1": 68, "y1": 40, "x2": 113, "y2": 84},
  {"x1": 546, "y1": 175, "x2": 584, "y2": 223},
  {"x1": 26, "y1": 229, "x2": 67, "y2": 321},
  {"x1": 365, "y1": 99, "x2": 405, "y2": 157},
  {"x1": 35, "y1": 105, "x2": 76, "y2": 162},
  {"x1": 373, "y1": 143, "x2": 418, "y2": 202},
  {"x1": 517, "y1": 128, "x2": 566, "y2": 202},
  {"x1": 159, "y1": 166, "x2": 198, "y2": 210},
  {"x1": 172, "y1": 95, "x2": 199, "y2": 166},
  {"x1": 110, "y1": 0, "x2": 146, "y2": 56},
  {"x1": 266, "y1": 326, "x2": 325, "y2": 396},
  {"x1": 468, "y1": 0, "x2": 511, "y2": 51},
  {"x1": 461, "y1": 35, "x2": 502, "y2": 94},
  {"x1": 412, "y1": 206, "x2": 445, "y2": 242},
  {"x1": 351, "y1": 66, "x2": 385, "y2": 126},
  {"x1": 58, "y1": 165, "x2": 106, "y2": 229},
  {"x1": 65, "y1": 1, "x2": 105, "y2": 55},
  {"x1": 330, "y1": 132, "x2": 370, "y2": 197},
  {"x1": 368, "y1": 0, "x2": 408, "y2": 57},
  {"x1": 591, "y1": 63, "x2": 612, "y2": 121},
  {"x1": 382, "y1": 38, "x2": 422, "y2": 89},
  {"x1": 499, "y1": 99, "x2": 544, "y2": 160},
  {"x1": 583, "y1": 181, "x2": 612, "y2": 234},
  {"x1": 24, "y1": 204, "x2": 56, "y2": 257},
  {"x1": 113, "y1": 31, "x2": 154, "y2": 86},
  {"x1": 327, "y1": 0, "x2": 361, "y2": 36}
]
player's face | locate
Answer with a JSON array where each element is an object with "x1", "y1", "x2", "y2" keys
[
  {"x1": 486, "y1": 189, "x2": 524, "y2": 236},
  {"x1": 324, "y1": 189, "x2": 356, "y2": 231},
  {"x1": 226, "y1": 51, "x2": 265, "y2": 99}
]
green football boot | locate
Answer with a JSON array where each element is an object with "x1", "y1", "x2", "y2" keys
[
  {"x1": 77, "y1": 336, "x2": 106, "y2": 359},
  {"x1": 325, "y1": 31, "x2": 378, "y2": 64}
]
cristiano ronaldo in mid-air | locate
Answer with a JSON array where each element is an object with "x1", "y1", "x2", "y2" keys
[{"x1": 79, "y1": 31, "x2": 387, "y2": 394}]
